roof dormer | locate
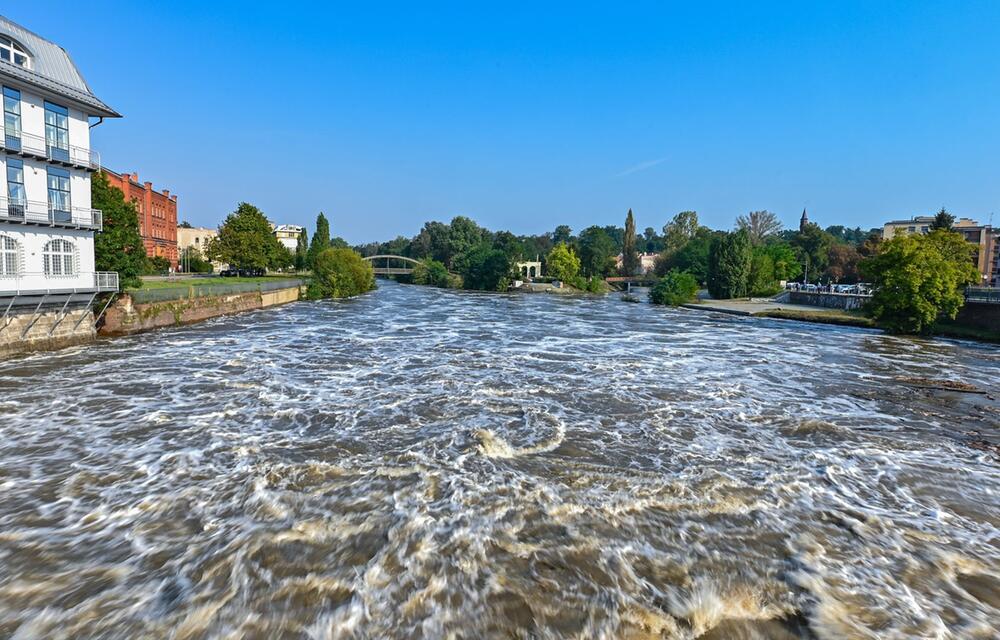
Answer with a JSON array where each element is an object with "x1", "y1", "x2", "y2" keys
[{"x1": 0, "y1": 34, "x2": 29, "y2": 68}]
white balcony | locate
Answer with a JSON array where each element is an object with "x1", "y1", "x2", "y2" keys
[
  {"x1": 0, "y1": 127, "x2": 100, "y2": 171},
  {"x1": 0, "y1": 196, "x2": 102, "y2": 231},
  {"x1": 0, "y1": 271, "x2": 119, "y2": 296}
]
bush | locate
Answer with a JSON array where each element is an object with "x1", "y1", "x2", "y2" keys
[
  {"x1": 305, "y1": 248, "x2": 376, "y2": 300},
  {"x1": 649, "y1": 270, "x2": 699, "y2": 305},
  {"x1": 143, "y1": 255, "x2": 171, "y2": 275},
  {"x1": 412, "y1": 259, "x2": 453, "y2": 288}
]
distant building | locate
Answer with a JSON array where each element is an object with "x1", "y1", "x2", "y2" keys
[
  {"x1": 104, "y1": 169, "x2": 178, "y2": 269},
  {"x1": 614, "y1": 252, "x2": 658, "y2": 274},
  {"x1": 882, "y1": 216, "x2": 995, "y2": 286},
  {"x1": 516, "y1": 260, "x2": 542, "y2": 279},
  {"x1": 177, "y1": 226, "x2": 221, "y2": 271},
  {"x1": 272, "y1": 224, "x2": 303, "y2": 252}
]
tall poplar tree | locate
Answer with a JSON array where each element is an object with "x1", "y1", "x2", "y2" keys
[
  {"x1": 295, "y1": 227, "x2": 309, "y2": 271},
  {"x1": 621, "y1": 208, "x2": 639, "y2": 276},
  {"x1": 307, "y1": 212, "x2": 331, "y2": 268},
  {"x1": 92, "y1": 171, "x2": 147, "y2": 289}
]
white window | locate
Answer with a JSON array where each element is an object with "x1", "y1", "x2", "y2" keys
[
  {"x1": 43, "y1": 239, "x2": 75, "y2": 276},
  {"x1": 0, "y1": 235, "x2": 17, "y2": 276},
  {"x1": 0, "y1": 36, "x2": 29, "y2": 68}
]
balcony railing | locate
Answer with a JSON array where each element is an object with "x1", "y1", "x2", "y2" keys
[
  {"x1": 0, "y1": 196, "x2": 102, "y2": 230},
  {"x1": 0, "y1": 127, "x2": 101, "y2": 171},
  {"x1": 0, "y1": 271, "x2": 119, "y2": 296}
]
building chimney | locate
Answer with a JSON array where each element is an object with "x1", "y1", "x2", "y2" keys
[
  {"x1": 163, "y1": 189, "x2": 170, "y2": 198},
  {"x1": 144, "y1": 181, "x2": 153, "y2": 191}
]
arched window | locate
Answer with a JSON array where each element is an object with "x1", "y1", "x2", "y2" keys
[
  {"x1": 43, "y1": 239, "x2": 75, "y2": 276},
  {"x1": 0, "y1": 36, "x2": 29, "y2": 68},
  {"x1": 0, "y1": 235, "x2": 18, "y2": 277}
]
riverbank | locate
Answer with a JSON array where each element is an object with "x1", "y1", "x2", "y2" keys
[{"x1": 682, "y1": 299, "x2": 1000, "y2": 343}]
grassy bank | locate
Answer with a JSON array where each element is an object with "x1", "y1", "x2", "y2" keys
[
  {"x1": 133, "y1": 276, "x2": 302, "y2": 291},
  {"x1": 755, "y1": 307, "x2": 999, "y2": 342}
]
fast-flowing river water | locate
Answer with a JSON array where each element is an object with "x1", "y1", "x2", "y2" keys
[{"x1": 0, "y1": 282, "x2": 998, "y2": 639}]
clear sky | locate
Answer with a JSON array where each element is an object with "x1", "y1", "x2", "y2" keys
[{"x1": 8, "y1": 1, "x2": 1000, "y2": 242}]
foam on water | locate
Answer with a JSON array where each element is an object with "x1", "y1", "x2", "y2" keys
[{"x1": 0, "y1": 281, "x2": 997, "y2": 639}]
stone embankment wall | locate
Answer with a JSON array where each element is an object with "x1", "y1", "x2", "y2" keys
[
  {"x1": 100, "y1": 284, "x2": 302, "y2": 336},
  {"x1": 787, "y1": 291, "x2": 871, "y2": 310},
  {"x1": 0, "y1": 307, "x2": 96, "y2": 359},
  {"x1": 954, "y1": 301, "x2": 1000, "y2": 332}
]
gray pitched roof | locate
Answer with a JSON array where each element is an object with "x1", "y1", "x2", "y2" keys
[{"x1": 0, "y1": 15, "x2": 120, "y2": 117}]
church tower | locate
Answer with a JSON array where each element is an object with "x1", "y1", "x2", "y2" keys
[{"x1": 799, "y1": 208, "x2": 810, "y2": 232}]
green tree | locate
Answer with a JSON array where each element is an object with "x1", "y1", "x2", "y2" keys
[
  {"x1": 792, "y1": 222, "x2": 832, "y2": 283},
  {"x1": 307, "y1": 212, "x2": 331, "y2": 268},
  {"x1": 460, "y1": 244, "x2": 512, "y2": 291},
  {"x1": 552, "y1": 225, "x2": 573, "y2": 245},
  {"x1": 707, "y1": 230, "x2": 752, "y2": 299},
  {"x1": 448, "y1": 216, "x2": 486, "y2": 269},
  {"x1": 748, "y1": 249, "x2": 778, "y2": 296},
  {"x1": 621, "y1": 208, "x2": 639, "y2": 276},
  {"x1": 861, "y1": 229, "x2": 978, "y2": 333},
  {"x1": 412, "y1": 258, "x2": 453, "y2": 288},
  {"x1": 295, "y1": 227, "x2": 309, "y2": 271},
  {"x1": 92, "y1": 171, "x2": 147, "y2": 289},
  {"x1": 736, "y1": 210, "x2": 782, "y2": 246},
  {"x1": 546, "y1": 243, "x2": 581, "y2": 282},
  {"x1": 930, "y1": 207, "x2": 955, "y2": 231},
  {"x1": 762, "y1": 242, "x2": 802, "y2": 282},
  {"x1": 649, "y1": 270, "x2": 699, "y2": 306},
  {"x1": 206, "y1": 202, "x2": 286, "y2": 270},
  {"x1": 656, "y1": 228, "x2": 716, "y2": 283},
  {"x1": 661, "y1": 211, "x2": 700, "y2": 255},
  {"x1": 577, "y1": 226, "x2": 617, "y2": 277},
  {"x1": 305, "y1": 248, "x2": 376, "y2": 299}
]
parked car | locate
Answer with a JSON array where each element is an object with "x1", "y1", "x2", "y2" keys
[{"x1": 220, "y1": 268, "x2": 238, "y2": 277}]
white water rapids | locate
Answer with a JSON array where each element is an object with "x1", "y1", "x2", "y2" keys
[{"x1": 0, "y1": 281, "x2": 997, "y2": 639}]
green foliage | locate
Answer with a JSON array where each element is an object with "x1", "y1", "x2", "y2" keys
[
  {"x1": 307, "y1": 212, "x2": 331, "y2": 268},
  {"x1": 305, "y1": 248, "x2": 376, "y2": 299},
  {"x1": 295, "y1": 227, "x2": 309, "y2": 271},
  {"x1": 748, "y1": 251, "x2": 778, "y2": 296},
  {"x1": 707, "y1": 230, "x2": 752, "y2": 299},
  {"x1": 552, "y1": 225, "x2": 573, "y2": 245},
  {"x1": 546, "y1": 243, "x2": 581, "y2": 282},
  {"x1": 930, "y1": 207, "x2": 955, "y2": 231},
  {"x1": 460, "y1": 244, "x2": 512, "y2": 291},
  {"x1": 180, "y1": 246, "x2": 213, "y2": 273},
  {"x1": 661, "y1": 211, "x2": 700, "y2": 255},
  {"x1": 412, "y1": 259, "x2": 454, "y2": 288},
  {"x1": 144, "y1": 256, "x2": 171, "y2": 275},
  {"x1": 205, "y1": 202, "x2": 287, "y2": 270},
  {"x1": 577, "y1": 226, "x2": 617, "y2": 277},
  {"x1": 621, "y1": 209, "x2": 640, "y2": 276},
  {"x1": 762, "y1": 242, "x2": 802, "y2": 282},
  {"x1": 656, "y1": 228, "x2": 715, "y2": 283},
  {"x1": 792, "y1": 222, "x2": 833, "y2": 282},
  {"x1": 649, "y1": 270, "x2": 699, "y2": 306},
  {"x1": 92, "y1": 171, "x2": 147, "y2": 289},
  {"x1": 824, "y1": 225, "x2": 869, "y2": 245},
  {"x1": 861, "y1": 229, "x2": 979, "y2": 334}
]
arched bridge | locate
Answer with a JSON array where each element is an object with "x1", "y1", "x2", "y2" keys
[{"x1": 362, "y1": 254, "x2": 420, "y2": 276}]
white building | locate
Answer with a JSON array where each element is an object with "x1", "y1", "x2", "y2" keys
[
  {"x1": 272, "y1": 224, "x2": 303, "y2": 252},
  {"x1": 0, "y1": 16, "x2": 120, "y2": 303}
]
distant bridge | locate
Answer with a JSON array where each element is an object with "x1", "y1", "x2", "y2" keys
[{"x1": 362, "y1": 254, "x2": 420, "y2": 277}]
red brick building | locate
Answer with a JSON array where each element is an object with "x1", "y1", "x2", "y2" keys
[{"x1": 104, "y1": 169, "x2": 179, "y2": 269}]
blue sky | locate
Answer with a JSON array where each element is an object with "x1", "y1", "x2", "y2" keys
[{"x1": 9, "y1": 1, "x2": 1000, "y2": 242}]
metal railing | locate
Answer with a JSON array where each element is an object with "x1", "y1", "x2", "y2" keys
[
  {"x1": 965, "y1": 287, "x2": 1000, "y2": 303},
  {"x1": 0, "y1": 126, "x2": 100, "y2": 170},
  {"x1": 0, "y1": 271, "x2": 119, "y2": 296},
  {"x1": 0, "y1": 196, "x2": 102, "y2": 230}
]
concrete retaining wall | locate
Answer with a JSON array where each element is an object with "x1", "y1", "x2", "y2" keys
[
  {"x1": 954, "y1": 301, "x2": 1000, "y2": 332},
  {"x1": 0, "y1": 306, "x2": 96, "y2": 359},
  {"x1": 788, "y1": 291, "x2": 871, "y2": 310},
  {"x1": 100, "y1": 285, "x2": 302, "y2": 336}
]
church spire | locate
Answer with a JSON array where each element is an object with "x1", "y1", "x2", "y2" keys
[{"x1": 799, "y1": 208, "x2": 809, "y2": 232}]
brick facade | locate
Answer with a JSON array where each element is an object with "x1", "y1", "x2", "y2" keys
[{"x1": 104, "y1": 169, "x2": 179, "y2": 269}]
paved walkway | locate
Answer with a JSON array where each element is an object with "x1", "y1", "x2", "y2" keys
[{"x1": 681, "y1": 299, "x2": 836, "y2": 316}]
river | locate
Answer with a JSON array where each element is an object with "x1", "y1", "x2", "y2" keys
[{"x1": 0, "y1": 281, "x2": 998, "y2": 639}]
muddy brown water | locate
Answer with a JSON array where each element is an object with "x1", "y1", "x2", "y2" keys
[{"x1": 0, "y1": 282, "x2": 998, "y2": 639}]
